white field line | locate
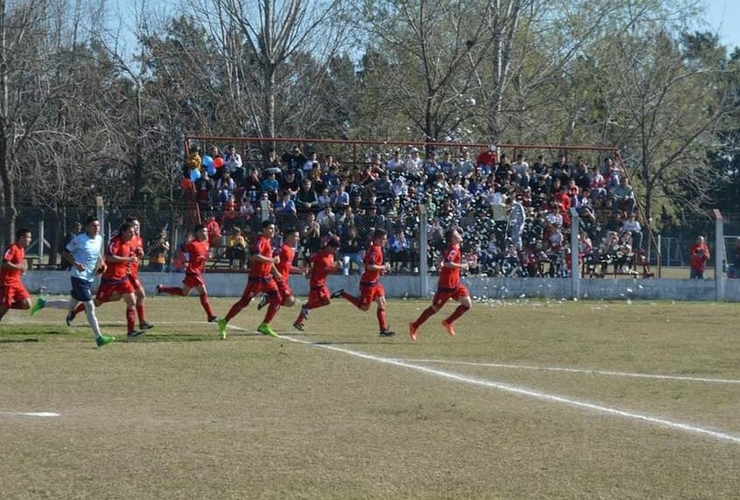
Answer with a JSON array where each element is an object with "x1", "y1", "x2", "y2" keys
[
  {"x1": 402, "y1": 359, "x2": 740, "y2": 385},
  {"x1": 234, "y1": 329, "x2": 740, "y2": 445},
  {"x1": 0, "y1": 411, "x2": 60, "y2": 418}
]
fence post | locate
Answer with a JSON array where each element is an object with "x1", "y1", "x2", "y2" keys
[
  {"x1": 713, "y1": 209, "x2": 724, "y2": 301},
  {"x1": 570, "y1": 208, "x2": 580, "y2": 299},
  {"x1": 38, "y1": 219, "x2": 45, "y2": 267},
  {"x1": 418, "y1": 204, "x2": 428, "y2": 298}
]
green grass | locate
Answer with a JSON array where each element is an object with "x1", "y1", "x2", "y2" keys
[{"x1": 1, "y1": 295, "x2": 740, "y2": 499}]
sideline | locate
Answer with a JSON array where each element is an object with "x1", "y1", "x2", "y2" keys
[
  {"x1": 0, "y1": 411, "x2": 60, "y2": 418},
  {"x1": 270, "y1": 333, "x2": 740, "y2": 445},
  {"x1": 404, "y1": 359, "x2": 740, "y2": 385}
]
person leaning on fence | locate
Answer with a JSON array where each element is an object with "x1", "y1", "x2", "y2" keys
[
  {"x1": 0, "y1": 228, "x2": 33, "y2": 322},
  {"x1": 147, "y1": 228, "x2": 170, "y2": 272},
  {"x1": 689, "y1": 236, "x2": 710, "y2": 279}
]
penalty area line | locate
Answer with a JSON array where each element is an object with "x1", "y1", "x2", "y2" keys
[{"x1": 278, "y1": 335, "x2": 740, "y2": 445}]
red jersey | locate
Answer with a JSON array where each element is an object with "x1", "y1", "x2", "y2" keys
[
  {"x1": 438, "y1": 243, "x2": 462, "y2": 289},
  {"x1": 309, "y1": 250, "x2": 335, "y2": 288},
  {"x1": 276, "y1": 243, "x2": 296, "y2": 282},
  {"x1": 184, "y1": 239, "x2": 210, "y2": 275},
  {"x1": 249, "y1": 234, "x2": 273, "y2": 279},
  {"x1": 103, "y1": 236, "x2": 132, "y2": 280},
  {"x1": 128, "y1": 234, "x2": 144, "y2": 275},
  {"x1": 361, "y1": 243, "x2": 384, "y2": 283},
  {"x1": 1, "y1": 243, "x2": 24, "y2": 285}
]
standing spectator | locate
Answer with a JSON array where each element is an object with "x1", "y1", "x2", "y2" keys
[
  {"x1": 689, "y1": 236, "x2": 710, "y2": 279},
  {"x1": 217, "y1": 220, "x2": 282, "y2": 340},
  {"x1": 476, "y1": 145, "x2": 498, "y2": 175},
  {"x1": 612, "y1": 176, "x2": 636, "y2": 215},
  {"x1": 30, "y1": 217, "x2": 115, "y2": 347},
  {"x1": 511, "y1": 153, "x2": 530, "y2": 188},
  {"x1": 156, "y1": 224, "x2": 218, "y2": 322},
  {"x1": 0, "y1": 228, "x2": 33, "y2": 321},
  {"x1": 507, "y1": 196, "x2": 527, "y2": 251},
  {"x1": 409, "y1": 227, "x2": 472, "y2": 341},
  {"x1": 147, "y1": 227, "x2": 170, "y2": 272},
  {"x1": 216, "y1": 171, "x2": 236, "y2": 206},
  {"x1": 333, "y1": 229, "x2": 396, "y2": 337},
  {"x1": 205, "y1": 215, "x2": 222, "y2": 257},
  {"x1": 621, "y1": 212, "x2": 643, "y2": 252},
  {"x1": 59, "y1": 222, "x2": 82, "y2": 270},
  {"x1": 339, "y1": 226, "x2": 364, "y2": 275}
]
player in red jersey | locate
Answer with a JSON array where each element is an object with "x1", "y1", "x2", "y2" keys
[
  {"x1": 257, "y1": 228, "x2": 307, "y2": 310},
  {"x1": 334, "y1": 228, "x2": 395, "y2": 337},
  {"x1": 0, "y1": 228, "x2": 33, "y2": 321},
  {"x1": 409, "y1": 227, "x2": 472, "y2": 341},
  {"x1": 156, "y1": 224, "x2": 218, "y2": 322},
  {"x1": 217, "y1": 220, "x2": 281, "y2": 340},
  {"x1": 126, "y1": 217, "x2": 153, "y2": 330},
  {"x1": 91, "y1": 221, "x2": 143, "y2": 340},
  {"x1": 292, "y1": 237, "x2": 341, "y2": 331}
]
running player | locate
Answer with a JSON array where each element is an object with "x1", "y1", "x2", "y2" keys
[
  {"x1": 217, "y1": 220, "x2": 281, "y2": 340},
  {"x1": 409, "y1": 227, "x2": 472, "y2": 341},
  {"x1": 156, "y1": 224, "x2": 217, "y2": 323},
  {"x1": 257, "y1": 228, "x2": 307, "y2": 311},
  {"x1": 0, "y1": 228, "x2": 33, "y2": 321},
  {"x1": 292, "y1": 237, "x2": 341, "y2": 331},
  {"x1": 333, "y1": 228, "x2": 395, "y2": 337}
]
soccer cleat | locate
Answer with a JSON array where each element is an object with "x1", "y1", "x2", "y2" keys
[
  {"x1": 217, "y1": 318, "x2": 228, "y2": 340},
  {"x1": 379, "y1": 328, "x2": 395, "y2": 337},
  {"x1": 441, "y1": 319, "x2": 456, "y2": 337},
  {"x1": 207, "y1": 316, "x2": 218, "y2": 323},
  {"x1": 293, "y1": 322, "x2": 305, "y2": 332},
  {"x1": 96, "y1": 335, "x2": 115, "y2": 347},
  {"x1": 65, "y1": 310, "x2": 76, "y2": 326},
  {"x1": 127, "y1": 330, "x2": 145, "y2": 341},
  {"x1": 30, "y1": 297, "x2": 46, "y2": 316},
  {"x1": 139, "y1": 321, "x2": 154, "y2": 330},
  {"x1": 257, "y1": 323, "x2": 278, "y2": 338},
  {"x1": 329, "y1": 289, "x2": 345, "y2": 299},
  {"x1": 409, "y1": 323, "x2": 419, "y2": 342},
  {"x1": 256, "y1": 295, "x2": 268, "y2": 310}
]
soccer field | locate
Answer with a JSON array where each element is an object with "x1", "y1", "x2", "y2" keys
[{"x1": 1, "y1": 296, "x2": 740, "y2": 499}]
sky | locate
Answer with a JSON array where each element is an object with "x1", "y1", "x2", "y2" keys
[{"x1": 704, "y1": 0, "x2": 740, "y2": 51}]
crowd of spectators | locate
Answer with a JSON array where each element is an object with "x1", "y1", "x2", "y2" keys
[{"x1": 179, "y1": 143, "x2": 644, "y2": 277}]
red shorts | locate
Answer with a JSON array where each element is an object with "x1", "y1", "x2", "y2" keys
[
  {"x1": 241, "y1": 276, "x2": 281, "y2": 303},
  {"x1": 359, "y1": 282, "x2": 385, "y2": 308},
  {"x1": 0, "y1": 283, "x2": 30, "y2": 309},
  {"x1": 308, "y1": 285, "x2": 330, "y2": 305},
  {"x1": 128, "y1": 274, "x2": 142, "y2": 290},
  {"x1": 432, "y1": 284, "x2": 470, "y2": 309},
  {"x1": 277, "y1": 279, "x2": 293, "y2": 302},
  {"x1": 96, "y1": 277, "x2": 135, "y2": 303},
  {"x1": 183, "y1": 273, "x2": 206, "y2": 290}
]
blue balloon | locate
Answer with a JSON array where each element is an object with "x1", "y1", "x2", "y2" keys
[
  {"x1": 202, "y1": 155, "x2": 214, "y2": 168},
  {"x1": 207, "y1": 165, "x2": 216, "y2": 176},
  {"x1": 190, "y1": 168, "x2": 201, "y2": 181}
]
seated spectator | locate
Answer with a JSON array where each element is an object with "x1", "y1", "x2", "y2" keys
[
  {"x1": 279, "y1": 169, "x2": 301, "y2": 195},
  {"x1": 621, "y1": 212, "x2": 643, "y2": 252},
  {"x1": 388, "y1": 227, "x2": 411, "y2": 272},
  {"x1": 274, "y1": 189, "x2": 297, "y2": 215},
  {"x1": 217, "y1": 171, "x2": 236, "y2": 205},
  {"x1": 372, "y1": 171, "x2": 394, "y2": 204},
  {"x1": 587, "y1": 165, "x2": 608, "y2": 206},
  {"x1": 612, "y1": 177, "x2": 636, "y2": 215},
  {"x1": 225, "y1": 227, "x2": 248, "y2": 269},
  {"x1": 438, "y1": 151, "x2": 455, "y2": 176},
  {"x1": 333, "y1": 182, "x2": 350, "y2": 208},
  {"x1": 261, "y1": 171, "x2": 280, "y2": 202},
  {"x1": 224, "y1": 145, "x2": 244, "y2": 184},
  {"x1": 296, "y1": 178, "x2": 319, "y2": 212},
  {"x1": 511, "y1": 153, "x2": 530, "y2": 188},
  {"x1": 243, "y1": 167, "x2": 263, "y2": 202}
]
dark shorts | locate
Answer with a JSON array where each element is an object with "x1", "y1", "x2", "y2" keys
[{"x1": 70, "y1": 277, "x2": 93, "y2": 302}]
